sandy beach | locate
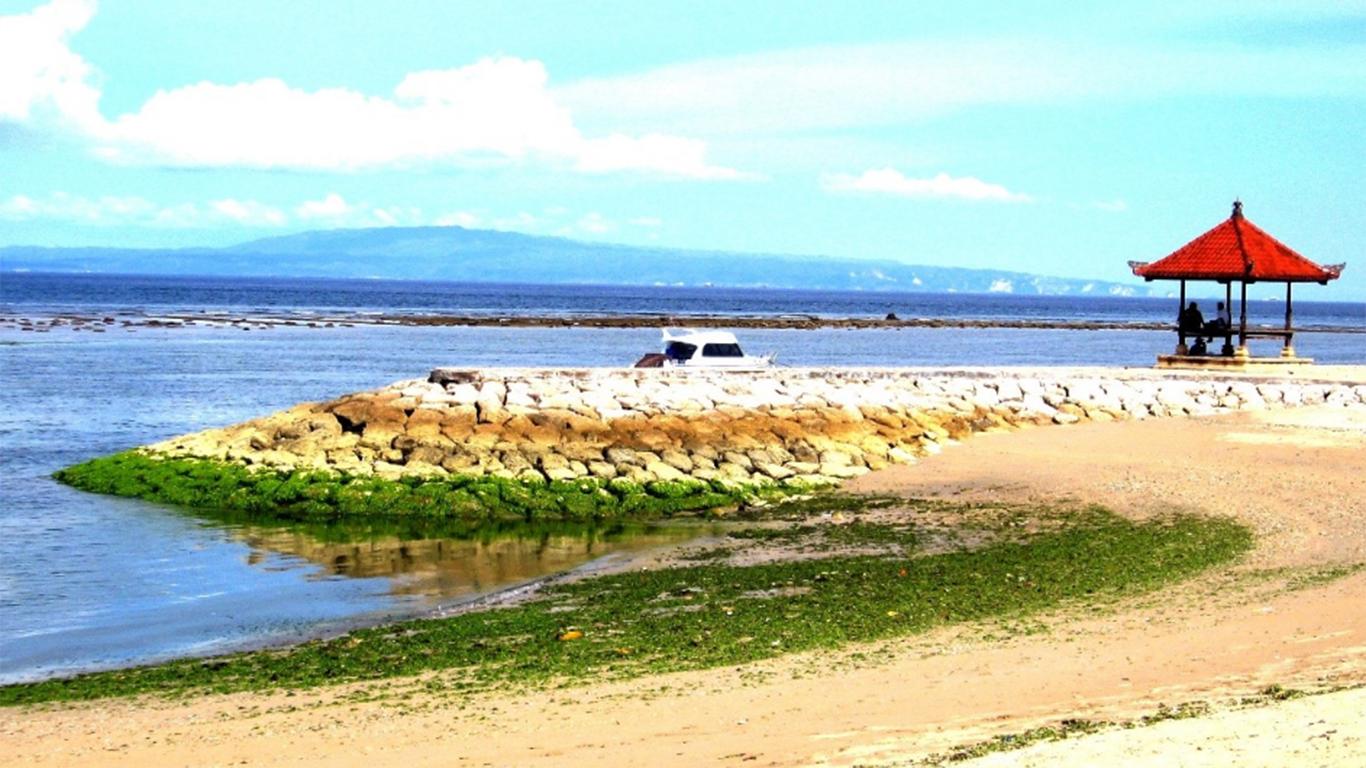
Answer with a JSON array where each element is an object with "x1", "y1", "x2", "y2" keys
[{"x1": 5, "y1": 394, "x2": 1365, "y2": 766}]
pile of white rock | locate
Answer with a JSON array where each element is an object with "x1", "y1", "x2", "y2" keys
[{"x1": 148, "y1": 367, "x2": 1366, "y2": 487}]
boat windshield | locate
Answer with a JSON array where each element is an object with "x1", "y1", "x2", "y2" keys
[
  {"x1": 665, "y1": 341, "x2": 697, "y2": 361},
  {"x1": 701, "y1": 343, "x2": 744, "y2": 358}
]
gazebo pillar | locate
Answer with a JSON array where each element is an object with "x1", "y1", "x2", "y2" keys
[
  {"x1": 1222, "y1": 282, "x2": 1234, "y2": 356},
  {"x1": 1235, "y1": 280, "x2": 1249, "y2": 359},
  {"x1": 1175, "y1": 279, "x2": 1188, "y2": 355},
  {"x1": 1282, "y1": 282, "x2": 1295, "y2": 358}
]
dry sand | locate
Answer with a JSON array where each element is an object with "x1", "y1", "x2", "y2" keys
[
  {"x1": 963, "y1": 686, "x2": 1364, "y2": 767},
  {"x1": 4, "y1": 403, "x2": 1366, "y2": 767}
]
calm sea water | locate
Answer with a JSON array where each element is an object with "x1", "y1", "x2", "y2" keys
[
  {"x1": 1, "y1": 273, "x2": 1362, "y2": 683},
  {"x1": 7, "y1": 271, "x2": 1366, "y2": 328}
]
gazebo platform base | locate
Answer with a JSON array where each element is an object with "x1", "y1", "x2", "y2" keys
[{"x1": 1156, "y1": 354, "x2": 1314, "y2": 372}]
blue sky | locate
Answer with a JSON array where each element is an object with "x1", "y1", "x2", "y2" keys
[{"x1": 2, "y1": 0, "x2": 1364, "y2": 298}]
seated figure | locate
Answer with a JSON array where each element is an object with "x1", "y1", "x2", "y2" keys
[
  {"x1": 1205, "y1": 301, "x2": 1231, "y2": 337},
  {"x1": 1178, "y1": 301, "x2": 1204, "y2": 335}
]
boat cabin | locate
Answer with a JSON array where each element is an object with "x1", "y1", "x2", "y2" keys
[
  {"x1": 634, "y1": 329, "x2": 774, "y2": 369},
  {"x1": 665, "y1": 334, "x2": 746, "y2": 363}
]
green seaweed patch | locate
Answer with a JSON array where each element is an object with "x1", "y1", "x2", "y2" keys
[
  {"x1": 1283, "y1": 561, "x2": 1366, "y2": 591},
  {"x1": 936, "y1": 719, "x2": 1107, "y2": 763},
  {"x1": 0, "y1": 509, "x2": 1253, "y2": 706},
  {"x1": 728, "y1": 521, "x2": 918, "y2": 552},
  {"x1": 53, "y1": 451, "x2": 795, "y2": 522},
  {"x1": 748, "y1": 492, "x2": 902, "y2": 520}
]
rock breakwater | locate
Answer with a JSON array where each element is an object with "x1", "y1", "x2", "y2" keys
[{"x1": 147, "y1": 368, "x2": 1366, "y2": 489}]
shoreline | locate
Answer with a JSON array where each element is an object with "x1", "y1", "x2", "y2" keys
[{"x1": 1, "y1": 531, "x2": 705, "y2": 687}]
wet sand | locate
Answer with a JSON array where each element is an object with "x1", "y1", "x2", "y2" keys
[{"x1": 4, "y1": 402, "x2": 1366, "y2": 766}]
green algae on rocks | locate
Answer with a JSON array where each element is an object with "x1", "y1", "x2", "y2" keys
[{"x1": 53, "y1": 451, "x2": 807, "y2": 522}]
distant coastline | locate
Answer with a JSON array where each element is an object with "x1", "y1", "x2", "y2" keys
[{"x1": 0, "y1": 223, "x2": 1172, "y2": 298}]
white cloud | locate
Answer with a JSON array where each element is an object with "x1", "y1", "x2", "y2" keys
[
  {"x1": 0, "y1": 192, "x2": 156, "y2": 223},
  {"x1": 102, "y1": 61, "x2": 743, "y2": 178},
  {"x1": 0, "y1": 0, "x2": 101, "y2": 130},
  {"x1": 576, "y1": 212, "x2": 614, "y2": 234},
  {"x1": 435, "y1": 210, "x2": 480, "y2": 228},
  {"x1": 557, "y1": 37, "x2": 1366, "y2": 136},
  {"x1": 559, "y1": 41, "x2": 1064, "y2": 136},
  {"x1": 210, "y1": 198, "x2": 286, "y2": 226},
  {"x1": 1093, "y1": 199, "x2": 1128, "y2": 213},
  {"x1": 293, "y1": 193, "x2": 421, "y2": 227},
  {"x1": 295, "y1": 192, "x2": 353, "y2": 219},
  {"x1": 0, "y1": 191, "x2": 286, "y2": 227},
  {"x1": 0, "y1": 190, "x2": 654, "y2": 237},
  {"x1": 95, "y1": 61, "x2": 576, "y2": 171},
  {"x1": 576, "y1": 134, "x2": 756, "y2": 180},
  {"x1": 0, "y1": 3, "x2": 745, "y2": 180},
  {"x1": 152, "y1": 202, "x2": 201, "y2": 228},
  {"x1": 823, "y1": 168, "x2": 1031, "y2": 202},
  {"x1": 0, "y1": 194, "x2": 39, "y2": 215}
]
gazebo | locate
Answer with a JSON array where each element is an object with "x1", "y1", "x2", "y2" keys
[{"x1": 1129, "y1": 201, "x2": 1344, "y2": 368}]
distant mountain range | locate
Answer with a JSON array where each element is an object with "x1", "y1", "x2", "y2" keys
[{"x1": 1, "y1": 225, "x2": 1158, "y2": 296}]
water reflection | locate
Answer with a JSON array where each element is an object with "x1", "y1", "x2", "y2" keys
[
  {"x1": 215, "y1": 512, "x2": 711, "y2": 603},
  {"x1": 0, "y1": 501, "x2": 713, "y2": 684}
]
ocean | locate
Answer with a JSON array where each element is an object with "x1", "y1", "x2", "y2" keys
[
  {"x1": 7, "y1": 271, "x2": 1366, "y2": 327},
  {"x1": 1, "y1": 272, "x2": 1362, "y2": 683}
]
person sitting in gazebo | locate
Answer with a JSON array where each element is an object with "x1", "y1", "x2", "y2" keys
[
  {"x1": 1206, "y1": 301, "x2": 1231, "y2": 336},
  {"x1": 1178, "y1": 301, "x2": 1204, "y2": 335}
]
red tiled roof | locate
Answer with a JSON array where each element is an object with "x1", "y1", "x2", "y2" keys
[{"x1": 1131, "y1": 202, "x2": 1344, "y2": 283}]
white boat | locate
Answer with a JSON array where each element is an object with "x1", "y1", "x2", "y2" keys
[{"x1": 634, "y1": 328, "x2": 775, "y2": 369}]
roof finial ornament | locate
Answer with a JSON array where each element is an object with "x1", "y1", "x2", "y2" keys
[{"x1": 1232, "y1": 199, "x2": 1243, "y2": 219}]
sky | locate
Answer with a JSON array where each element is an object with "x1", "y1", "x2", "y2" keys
[{"x1": 1, "y1": 0, "x2": 1364, "y2": 298}]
